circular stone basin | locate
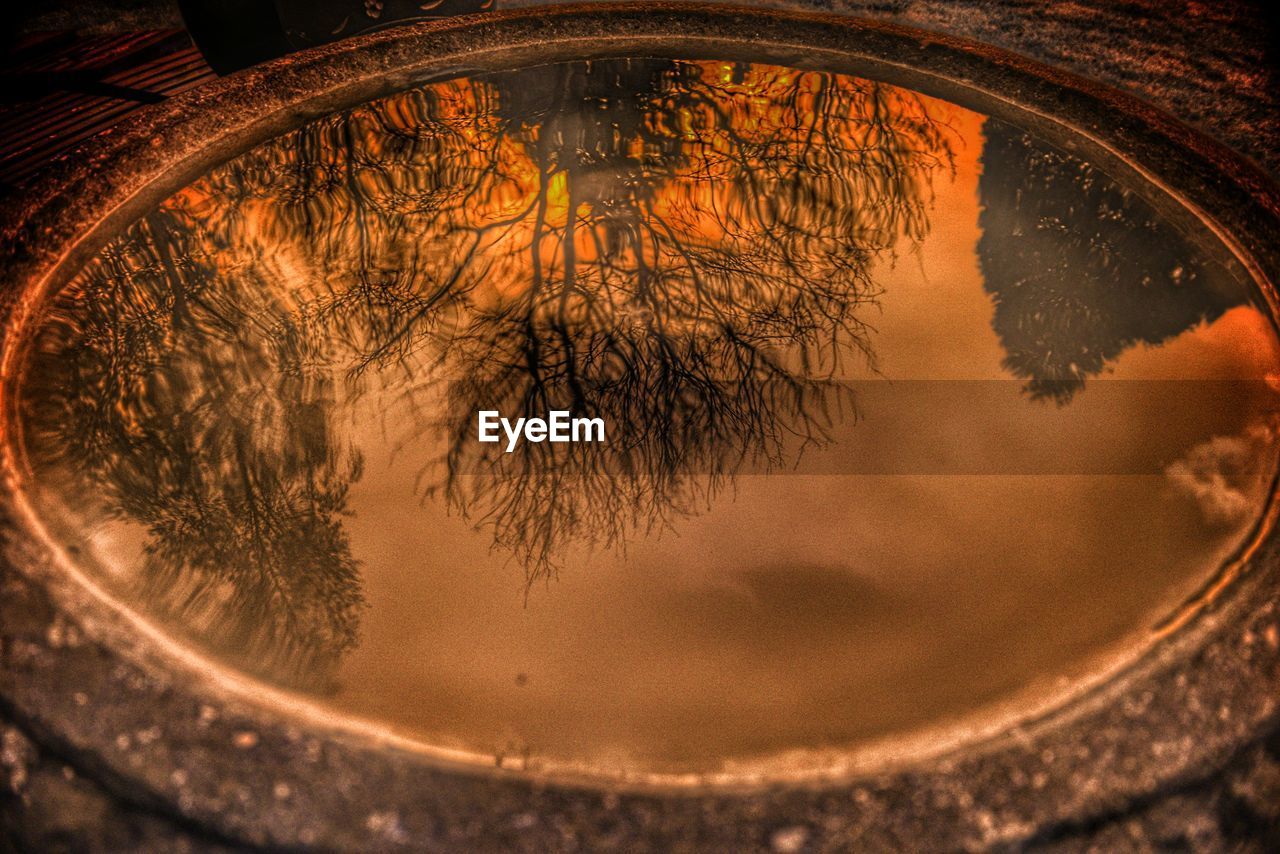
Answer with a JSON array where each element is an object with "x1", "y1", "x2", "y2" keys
[
  {"x1": 13, "y1": 54, "x2": 1279, "y2": 780},
  {"x1": 3, "y1": 6, "x2": 1280, "y2": 847}
]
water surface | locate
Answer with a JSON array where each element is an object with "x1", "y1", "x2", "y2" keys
[{"x1": 16, "y1": 58, "x2": 1280, "y2": 777}]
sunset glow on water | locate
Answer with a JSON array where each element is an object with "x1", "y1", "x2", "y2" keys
[{"x1": 16, "y1": 58, "x2": 1279, "y2": 778}]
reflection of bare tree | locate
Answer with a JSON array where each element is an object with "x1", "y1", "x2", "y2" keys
[
  {"x1": 21, "y1": 59, "x2": 955, "y2": 684},
  {"x1": 978, "y1": 117, "x2": 1247, "y2": 403},
  {"x1": 398, "y1": 59, "x2": 956, "y2": 576},
  {"x1": 22, "y1": 208, "x2": 365, "y2": 691},
  {"x1": 186, "y1": 58, "x2": 955, "y2": 578}
]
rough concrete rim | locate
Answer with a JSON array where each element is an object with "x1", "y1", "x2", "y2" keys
[{"x1": 2, "y1": 3, "x2": 1280, "y2": 849}]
